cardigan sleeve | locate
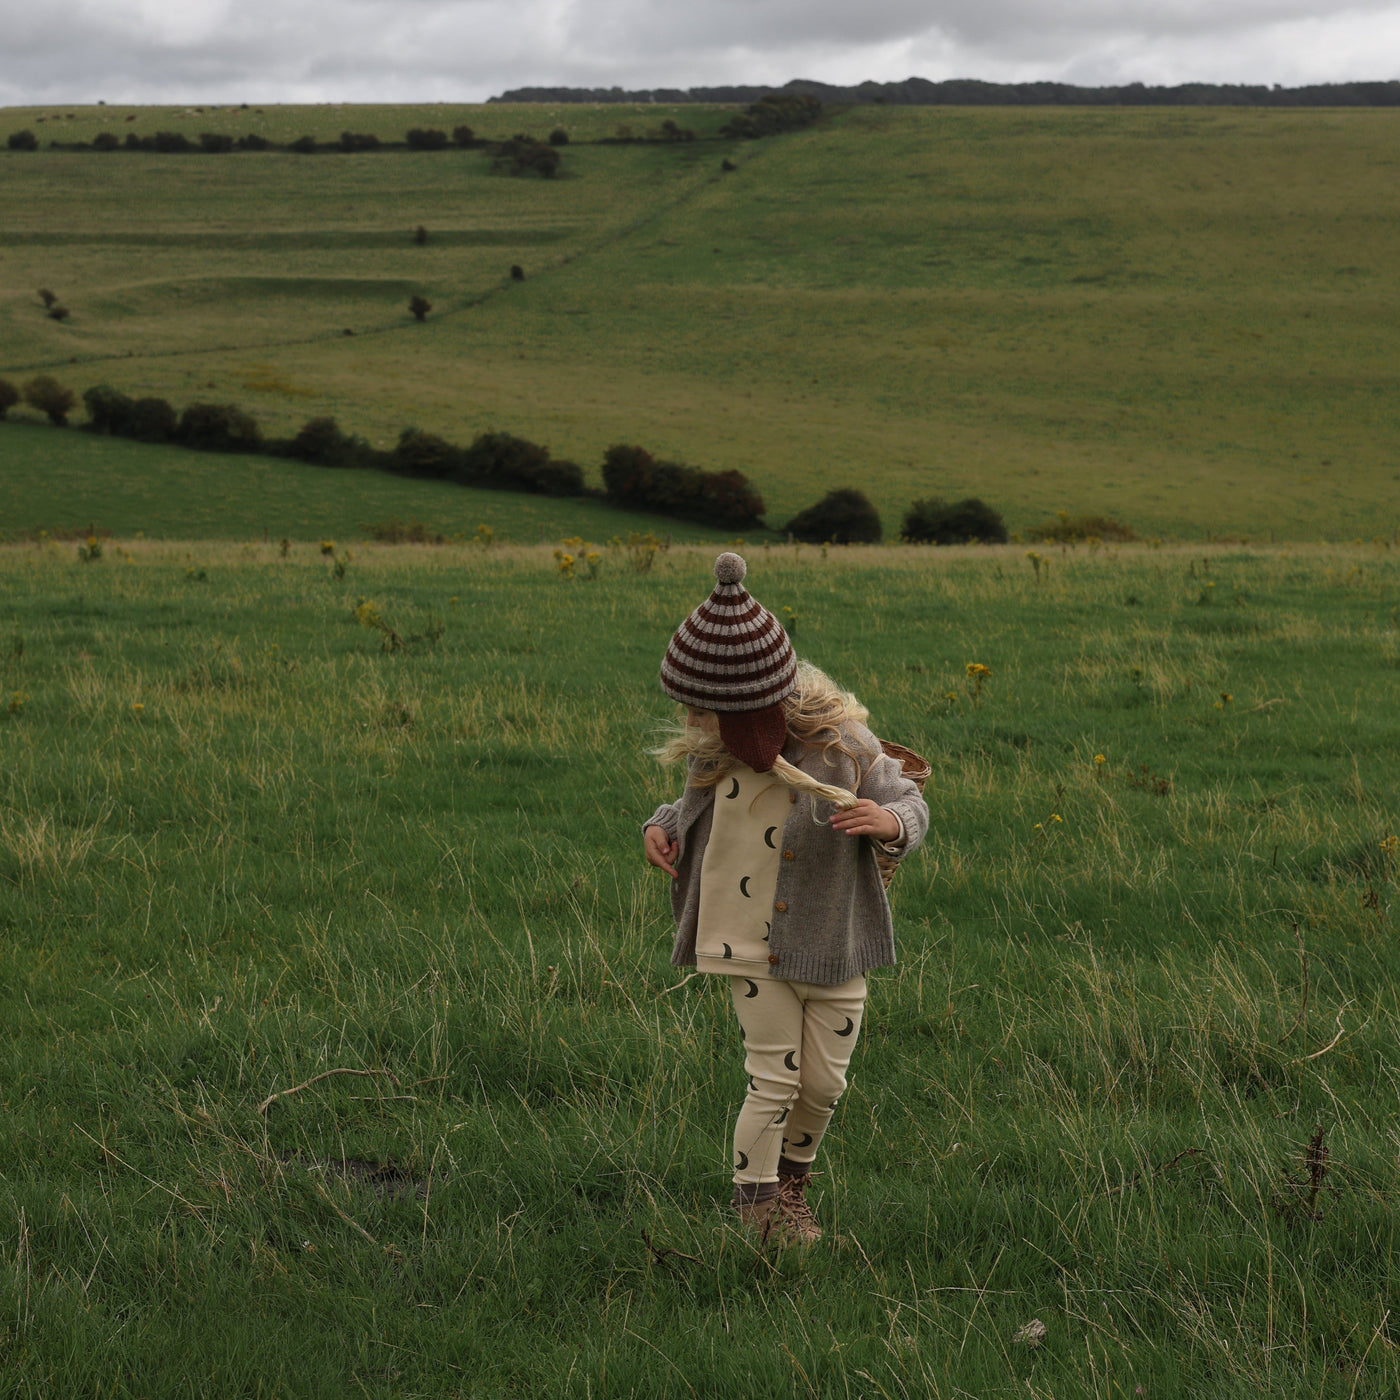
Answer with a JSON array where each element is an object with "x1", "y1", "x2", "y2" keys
[
  {"x1": 642, "y1": 801, "x2": 680, "y2": 841},
  {"x1": 848, "y1": 722, "x2": 929, "y2": 859}
]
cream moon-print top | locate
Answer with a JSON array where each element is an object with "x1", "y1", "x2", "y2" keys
[{"x1": 694, "y1": 762, "x2": 792, "y2": 976}]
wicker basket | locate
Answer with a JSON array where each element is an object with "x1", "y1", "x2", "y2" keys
[{"x1": 875, "y1": 740, "x2": 931, "y2": 891}]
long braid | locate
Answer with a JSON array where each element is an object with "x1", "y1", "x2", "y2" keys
[{"x1": 770, "y1": 755, "x2": 859, "y2": 810}]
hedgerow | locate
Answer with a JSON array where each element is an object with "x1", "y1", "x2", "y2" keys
[
  {"x1": 901, "y1": 496, "x2": 1008, "y2": 544},
  {"x1": 785, "y1": 488, "x2": 882, "y2": 543},
  {"x1": 601, "y1": 444, "x2": 765, "y2": 529}
]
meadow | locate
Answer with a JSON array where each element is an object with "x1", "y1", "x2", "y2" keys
[
  {"x1": 3, "y1": 103, "x2": 1400, "y2": 540},
  {"x1": 2, "y1": 538, "x2": 1399, "y2": 1397}
]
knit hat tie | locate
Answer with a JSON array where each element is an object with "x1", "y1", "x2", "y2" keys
[{"x1": 659, "y1": 552, "x2": 797, "y2": 772}]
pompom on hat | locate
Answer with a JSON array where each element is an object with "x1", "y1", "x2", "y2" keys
[{"x1": 660, "y1": 552, "x2": 797, "y2": 772}]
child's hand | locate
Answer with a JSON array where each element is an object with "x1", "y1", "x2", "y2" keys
[
  {"x1": 644, "y1": 825, "x2": 680, "y2": 878},
  {"x1": 829, "y1": 800, "x2": 900, "y2": 843}
]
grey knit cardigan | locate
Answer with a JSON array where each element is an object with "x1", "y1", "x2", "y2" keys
[{"x1": 644, "y1": 721, "x2": 929, "y2": 985}]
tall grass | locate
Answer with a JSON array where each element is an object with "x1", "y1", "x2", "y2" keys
[{"x1": 1, "y1": 540, "x2": 1397, "y2": 1396}]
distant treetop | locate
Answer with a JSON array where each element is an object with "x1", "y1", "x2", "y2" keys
[{"x1": 489, "y1": 77, "x2": 1400, "y2": 108}]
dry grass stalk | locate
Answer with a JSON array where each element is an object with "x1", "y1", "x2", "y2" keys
[{"x1": 256, "y1": 1067, "x2": 401, "y2": 1115}]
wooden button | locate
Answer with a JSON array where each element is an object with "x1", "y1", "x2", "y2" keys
[
  {"x1": 782, "y1": 851, "x2": 795, "y2": 861},
  {"x1": 768, "y1": 954, "x2": 779, "y2": 966},
  {"x1": 789, "y1": 793, "x2": 798, "y2": 804},
  {"x1": 774, "y1": 901, "x2": 787, "y2": 913}
]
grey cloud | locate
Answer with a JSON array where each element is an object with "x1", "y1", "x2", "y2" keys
[{"x1": 0, "y1": 0, "x2": 1397, "y2": 105}]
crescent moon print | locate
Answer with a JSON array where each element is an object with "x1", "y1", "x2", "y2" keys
[
  {"x1": 835, "y1": 1017, "x2": 855, "y2": 1037},
  {"x1": 763, "y1": 922, "x2": 770, "y2": 942},
  {"x1": 736, "y1": 1151, "x2": 749, "y2": 1171},
  {"x1": 774, "y1": 1108, "x2": 789, "y2": 1126},
  {"x1": 744, "y1": 979, "x2": 759, "y2": 998},
  {"x1": 764, "y1": 826, "x2": 777, "y2": 848},
  {"x1": 725, "y1": 778, "x2": 740, "y2": 799},
  {"x1": 793, "y1": 1133, "x2": 814, "y2": 1149},
  {"x1": 739, "y1": 876, "x2": 751, "y2": 898},
  {"x1": 722, "y1": 942, "x2": 733, "y2": 959},
  {"x1": 783, "y1": 1051, "x2": 799, "y2": 1071}
]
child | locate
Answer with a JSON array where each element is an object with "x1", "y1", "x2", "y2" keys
[{"x1": 643, "y1": 552, "x2": 928, "y2": 1244}]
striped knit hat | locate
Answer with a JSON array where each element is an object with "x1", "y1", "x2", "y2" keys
[{"x1": 660, "y1": 552, "x2": 797, "y2": 772}]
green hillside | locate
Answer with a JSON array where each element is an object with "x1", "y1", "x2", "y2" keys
[
  {"x1": 3, "y1": 103, "x2": 1400, "y2": 539},
  {"x1": 0, "y1": 422, "x2": 745, "y2": 545}
]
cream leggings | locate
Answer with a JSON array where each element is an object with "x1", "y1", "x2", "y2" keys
[{"x1": 727, "y1": 973, "x2": 867, "y2": 1185}]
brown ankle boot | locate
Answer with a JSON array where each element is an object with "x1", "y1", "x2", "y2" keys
[
  {"x1": 731, "y1": 1190, "x2": 797, "y2": 1246},
  {"x1": 775, "y1": 1169, "x2": 822, "y2": 1244}
]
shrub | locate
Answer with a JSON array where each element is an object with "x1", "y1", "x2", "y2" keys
[
  {"x1": 785, "y1": 488, "x2": 882, "y2": 544},
  {"x1": 125, "y1": 133, "x2": 143, "y2": 150},
  {"x1": 901, "y1": 497, "x2": 1008, "y2": 545},
  {"x1": 452, "y1": 125, "x2": 475, "y2": 147},
  {"x1": 414, "y1": 225, "x2": 428, "y2": 245},
  {"x1": 694, "y1": 469, "x2": 767, "y2": 529},
  {"x1": 199, "y1": 133, "x2": 234, "y2": 153},
  {"x1": 391, "y1": 428, "x2": 461, "y2": 480},
  {"x1": 91, "y1": 132, "x2": 120, "y2": 152},
  {"x1": 288, "y1": 135, "x2": 317, "y2": 154},
  {"x1": 0, "y1": 378, "x2": 18, "y2": 419},
  {"x1": 520, "y1": 144, "x2": 559, "y2": 177},
  {"x1": 548, "y1": 127, "x2": 569, "y2": 146},
  {"x1": 125, "y1": 397, "x2": 178, "y2": 443},
  {"x1": 459, "y1": 432, "x2": 583, "y2": 496},
  {"x1": 176, "y1": 402, "x2": 263, "y2": 452},
  {"x1": 510, "y1": 264, "x2": 524, "y2": 281},
  {"x1": 288, "y1": 416, "x2": 365, "y2": 468},
  {"x1": 408, "y1": 295, "x2": 432, "y2": 321},
  {"x1": 495, "y1": 136, "x2": 559, "y2": 177},
  {"x1": 722, "y1": 93, "x2": 823, "y2": 140},
  {"x1": 406, "y1": 128, "x2": 448, "y2": 151},
  {"x1": 23, "y1": 376, "x2": 78, "y2": 426},
  {"x1": 1026, "y1": 511, "x2": 1136, "y2": 543},
  {"x1": 339, "y1": 131, "x2": 380, "y2": 152},
  {"x1": 37, "y1": 289, "x2": 57, "y2": 308},
  {"x1": 238, "y1": 133, "x2": 271, "y2": 151},
  {"x1": 152, "y1": 131, "x2": 194, "y2": 153},
  {"x1": 83, "y1": 384, "x2": 135, "y2": 435},
  {"x1": 7, "y1": 130, "x2": 38, "y2": 151},
  {"x1": 602, "y1": 445, "x2": 765, "y2": 528},
  {"x1": 47, "y1": 304, "x2": 70, "y2": 321},
  {"x1": 658, "y1": 118, "x2": 695, "y2": 142}
]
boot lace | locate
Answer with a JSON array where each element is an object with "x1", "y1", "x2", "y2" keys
[{"x1": 777, "y1": 1171, "x2": 821, "y2": 1240}]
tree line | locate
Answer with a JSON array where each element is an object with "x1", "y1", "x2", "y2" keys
[
  {"x1": 5, "y1": 126, "x2": 570, "y2": 173},
  {"x1": 492, "y1": 77, "x2": 1400, "y2": 108}
]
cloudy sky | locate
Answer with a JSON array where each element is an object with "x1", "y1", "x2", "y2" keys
[{"x1": 2, "y1": 0, "x2": 1398, "y2": 106}]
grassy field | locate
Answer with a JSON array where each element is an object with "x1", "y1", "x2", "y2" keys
[
  {"x1": 2, "y1": 540, "x2": 1399, "y2": 1397},
  {"x1": 3, "y1": 103, "x2": 1400, "y2": 540}
]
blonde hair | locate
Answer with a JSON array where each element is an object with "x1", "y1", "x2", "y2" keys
[{"x1": 650, "y1": 661, "x2": 876, "y2": 810}]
